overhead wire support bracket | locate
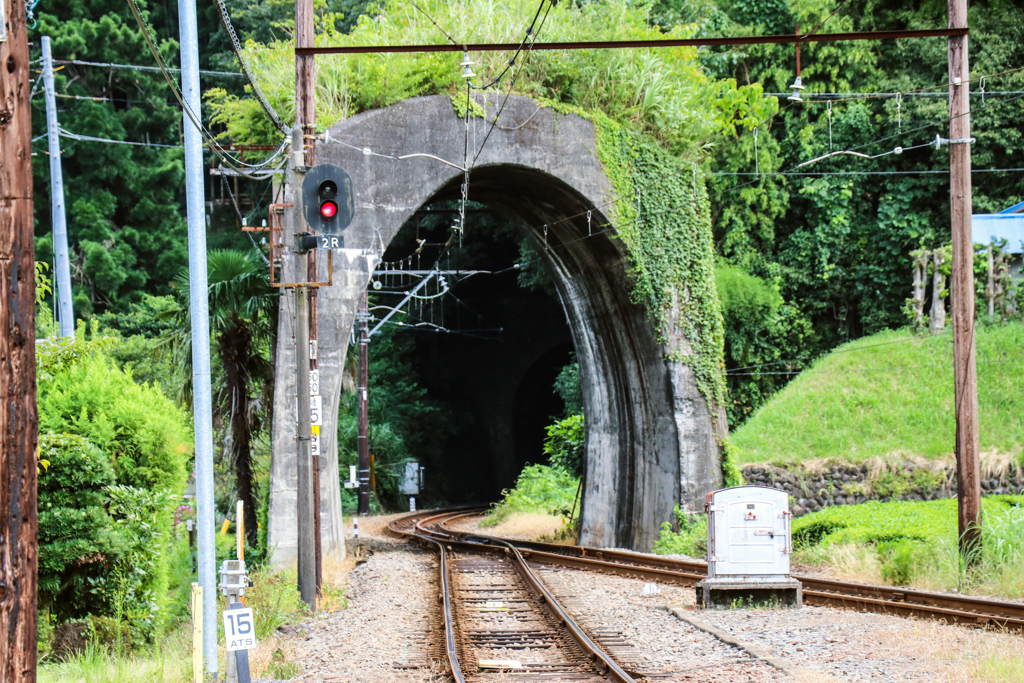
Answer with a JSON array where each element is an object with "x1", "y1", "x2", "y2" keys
[{"x1": 295, "y1": 28, "x2": 968, "y2": 55}]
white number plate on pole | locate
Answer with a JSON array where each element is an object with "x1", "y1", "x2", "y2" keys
[
  {"x1": 310, "y1": 370, "x2": 320, "y2": 395},
  {"x1": 310, "y1": 394, "x2": 322, "y2": 426},
  {"x1": 223, "y1": 607, "x2": 257, "y2": 651}
]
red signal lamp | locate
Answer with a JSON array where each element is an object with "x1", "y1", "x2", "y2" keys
[{"x1": 320, "y1": 200, "x2": 339, "y2": 219}]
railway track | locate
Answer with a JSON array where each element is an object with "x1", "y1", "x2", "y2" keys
[
  {"x1": 390, "y1": 510, "x2": 646, "y2": 682},
  {"x1": 385, "y1": 507, "x2": 1024, "y2": 682},
  {"x1": 427, "y1": 510, "x2": 1024, "y2": 633}
]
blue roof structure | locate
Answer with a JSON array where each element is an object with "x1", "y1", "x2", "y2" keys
[{"x1": 972, "y1": 200, "x2": 1024, "y2": 253}]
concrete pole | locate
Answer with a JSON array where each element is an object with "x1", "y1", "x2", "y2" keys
[
  {"x1": 295, "y1": 0, "x2": 324, "y2": 591},
  {"x1": 947, "y1": 0, "x2": 982, "y2": 559},
  {"x1": 177, "y1": 0, "x2": 218, "y2": 672},
  {"x1": 294, "y1": 272, "x2": 316, "y2": 608},
  {"x1": 357, "y1": 291, "x2": 370, "y2": 515},
  {"x1": 41, "y1": 36, "x2": 75, "y2": 338}
]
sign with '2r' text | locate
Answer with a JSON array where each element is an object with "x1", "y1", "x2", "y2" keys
[{"x1": 223, "y1": 607, "x2": 257, "y2": 651}]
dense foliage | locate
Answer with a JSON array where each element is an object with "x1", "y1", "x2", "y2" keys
[
  {"x1": 164, "y1": 249, "x2": 276, "y2": 544},
  {"x1": 37, "y1": 329, "x2": 191, "y2": 640},
  {"x1": 790, "y1": 496, "x2": 1024, "y2": 591},
  {"x1": 207, "y1": 0, "x2": 774, "y2": 151},
  {"x1": 693, "y1": 0, "x2": 1024, "y2": 420},
  {"x1": 30, "y1": 1, "x2": 189, "y2": 317},
  {"x1": 543, "y1": 414, "x2": 584, "y2": 479}
]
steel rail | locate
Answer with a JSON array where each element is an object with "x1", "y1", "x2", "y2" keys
[
  {"x1": 433, "y1": 510, "x2": 1024, "y2": 632},
  {"x1": 297, "y1": 28, "x2": 967, "y2": 55},
  {"x1": 389, "y1": 510, "x2": 639, "y2": 682}
]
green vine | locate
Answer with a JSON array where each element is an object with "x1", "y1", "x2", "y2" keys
[
  {"x1": 718, "y1": 438, "x2": 744, "y2": 487},
  {"x1": 449, "y1": 91, "x2": 486, "y2": 120},
  {"x1": 544, "y1": 101, "x2": 727, "y2": 411}
]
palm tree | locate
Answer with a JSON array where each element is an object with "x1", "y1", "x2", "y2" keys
[{"x1": 165, "y1": 249, "x2": 276, "y2": 548}]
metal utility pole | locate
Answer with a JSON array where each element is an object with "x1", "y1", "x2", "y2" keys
[
  {"x1": 178, "y1": 0, "x2": 218, "y2": 672},
  {"x1": 0, "y1": 0, "x2": 39, "y2": 676},
  {"x1": 947, "y1": 0, "x2": 982, "y2": 558},
  {"x1": 357, "y1": 292, "x2": 370, "y2": 515},
  {"x1": 294, "y1": 0, "x2": 320, "y2": 608},
  {"x1": 41, "y1": 36, "x2": 74, "y2": 338}
]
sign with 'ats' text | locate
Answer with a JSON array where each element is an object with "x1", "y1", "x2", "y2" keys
[{"x1": 223, "y1": 607, "x2": 257, "y2": 651}]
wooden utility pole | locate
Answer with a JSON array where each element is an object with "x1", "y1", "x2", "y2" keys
[
  {"x1": 295, "y1": 0, "x2": 320, "y2": 605},
  {"x1": 947, "y1": 0, "x2": 982, "y2": 558},
  {"x1": 0, "y1": 0, "x2": 39, "y2": 678}
]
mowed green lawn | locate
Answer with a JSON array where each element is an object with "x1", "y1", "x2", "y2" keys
[{"x1": 731, "y1": 322, "x2": 1024, "y2": 465}]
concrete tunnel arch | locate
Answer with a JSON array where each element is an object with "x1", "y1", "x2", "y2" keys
[{"x1": 267, "y1": 94, "x2": 725, "y2": 563}]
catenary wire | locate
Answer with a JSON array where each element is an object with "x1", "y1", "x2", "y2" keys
[
  {"x1": 59, "y1": 127, "x2": 182, "y2": 148},
  {"x1": 213, "y1": 0, "x2": 290, "y2": 134},
  {"x1": 801, "y1": 0, "x2": 852, "y2": 40},
  {"x1": 408, "y1": 0, "x2": 461, "y2": 47},
  {"x1": 124, "y1": 0, "x2": 289, "y2": 177},
  {"x1": 471, "y1": 0, "x2": 554, "y2": 166},
  {"x1": 727, "y1": 354, "x2": 1024, "y2": 376}
]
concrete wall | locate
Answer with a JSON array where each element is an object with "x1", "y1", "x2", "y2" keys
[{"x1": 268, "y1": 95, "x2": 724, "y2": 560}]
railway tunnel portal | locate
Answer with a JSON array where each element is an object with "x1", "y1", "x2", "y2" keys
[{"x1": 268, "y1": 94, "x2": 726, "y2": 562}]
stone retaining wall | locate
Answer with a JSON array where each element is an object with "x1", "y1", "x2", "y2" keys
[{"x1": 741, "y1": 462, "x2": 1024, "y2": 517}]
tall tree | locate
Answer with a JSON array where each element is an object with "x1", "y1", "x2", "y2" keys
[{"x1": 166, "y1": 249, "x2": 275, "y2": 545}]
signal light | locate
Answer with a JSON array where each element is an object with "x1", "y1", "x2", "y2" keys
[
  {"x1": 320, "y1": 200, "x2": 338, "y2": 219},
  {"x1": 301, "y1": 164, "x2": 353, "y2": 236}
]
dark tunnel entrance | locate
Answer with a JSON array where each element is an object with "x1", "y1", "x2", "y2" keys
[{"x1": 375, "y1": 199, "x2": 577, "y2": 504}]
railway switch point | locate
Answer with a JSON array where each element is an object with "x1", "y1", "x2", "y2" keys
[{"x1": 696, "y1": 486, "x2": 803, "y2": 609}]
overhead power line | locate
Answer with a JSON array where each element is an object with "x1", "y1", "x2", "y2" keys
[
  {"x1": 296, "y1": 28, "x2": 967, "y2": 55},
  {"x1": 59, "y1": 127, "x2": 182, "y2": 148},
  {"x1": 764, "y1": 91, "x2": 1024, "y2": 99},
  {"x1": 124, "y1": 0, "x2": 288, "y2": 178},
  {"x1": 54, "y1": 58, "x2": 244, "y2": 78}
]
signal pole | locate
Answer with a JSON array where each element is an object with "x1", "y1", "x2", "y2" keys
[
  {"x1": 295, "y1": 0, "x2": 319, "y2": 607},
  {"x1": 948, "y1": 0, "x2": 981, "y2": 558},
  {"x1": 357, "y1": 292, "x2": 370, "y2": 515},
  {"x1": 0, "y1": 0, "x2": 39, "y2": 676},
  {"x1": 41, "y1": 36, "x2": 74, "y2": 338}
]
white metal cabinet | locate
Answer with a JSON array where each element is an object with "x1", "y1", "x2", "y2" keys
[{"x1": 706, "y1": 485, "x2": 792, "y2": 579}]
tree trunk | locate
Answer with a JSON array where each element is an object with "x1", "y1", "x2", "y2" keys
[
  {"x1": 222, "y1": 325, "x2": 259, "y2": 548},
  {"x1": 930, "y1": 249, "x2": 947, "y2": 334},
  {"x1": 986, "y1": 244, "x2": 995, "y2": 318},
  {"x1": 911, "y1": 249, "x2": 929, "y2": 327}
]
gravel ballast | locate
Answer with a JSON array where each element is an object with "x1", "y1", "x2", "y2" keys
[{"x1": 274, "y1": 514, "x2": 1022, "y2": 682}]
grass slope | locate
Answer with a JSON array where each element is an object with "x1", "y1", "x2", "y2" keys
[{"x1": 731, "y1": 322, "x2": 1024, "y2": 465}]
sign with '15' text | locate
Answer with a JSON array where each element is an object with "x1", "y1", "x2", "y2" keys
[{"x1": 223, "y1": 607, "x2": 257, "y2": 651}]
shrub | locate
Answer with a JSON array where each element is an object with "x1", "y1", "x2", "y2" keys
[
  {"x1": 37, "y1": 434, "x2": 116, "y2": 619},
  {"x1": 543, "y1": 414, "x2": 584, "y2": 479},
  {"x1": 38, "y1": 340, "x2": 190, "y2": 492},
  {"x1": 652, "y1": 506, "x2": 707, "y2": 557},
  {"x1": 481, "y1": 464, "x2": 579, "y2": 527},
  {"x1": 789, "y1": 497, "x2": 1024, "y2": 595}
]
